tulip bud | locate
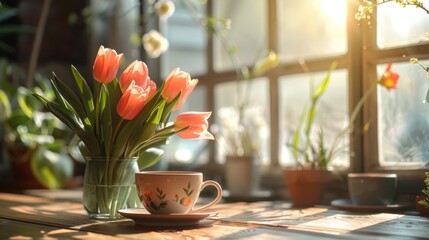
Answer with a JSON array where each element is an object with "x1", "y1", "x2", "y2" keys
[
  {"x1": 119, "y1": 60, "x2": 150, "y2": 92},
  {"x1": 161, "y1": 68, "x2": 198, "y2": 111},
  {"x1": 117, "y1": 81, "x2": 152, "y2": 120},
  {"x1": 93, "y1": 45, "x2": 123, "y2": 83}
]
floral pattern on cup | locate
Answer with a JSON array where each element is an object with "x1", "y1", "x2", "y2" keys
[{"x1": 141, "y1": 181, "x2": 195, "y2": 212}]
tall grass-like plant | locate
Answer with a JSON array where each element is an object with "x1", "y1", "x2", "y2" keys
[{"x1": 288, "y1": 62, "x2": 399, "y2": 169}]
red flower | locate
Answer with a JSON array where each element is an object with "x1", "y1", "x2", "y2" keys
[
  {"x1": 379, "y1": 63, "x2": 399, "y2": 90},
  {"x1": 174, "y1": 112, "x2": 214, "y2": 140},
  {"x1": 161, "y1": 68, "x2": 198, "y2": 111},
  {"x1": 144, "y1": 189, "x2": 153, "y2": 197},
  {"x1": 93, "y1": 45, "x2": 123, "y2": 84},
  {"x1": 119, "y1": 60, "x2": 150, "y2": 92},
  {"x1": 181, "y1": 197, "x2": 191, "y2": 206},
  {"x1": 117, "y1": 81, "x2": 153, "y2": 120}
]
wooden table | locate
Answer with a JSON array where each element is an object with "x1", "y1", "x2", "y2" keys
[{"x1": 0, "y1": 190, "x2": 428, "y2": 239}]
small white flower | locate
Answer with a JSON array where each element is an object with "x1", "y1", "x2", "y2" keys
[
  {"x1": 155, "y1": 1, "x2": 175, "y2": 20},
  {"x1": 142, "y1": 30, "x2": 169, "y2": 58}
]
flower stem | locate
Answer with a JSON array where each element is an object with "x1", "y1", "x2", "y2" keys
[
  {"x1": 327, "y1": 81, "x2": 378, "y2": 161},
  {"x1": 349, "y1": 82, "x2": 377, "y2": 128},
  {"x1": 95, "y1": 82, "x2": 103, "y2": 144},
  {"x1": 112, "y1": 118, "x2": 125, "y2": 150}
]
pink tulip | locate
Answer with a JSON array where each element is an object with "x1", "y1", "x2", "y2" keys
[
  {"x1": 119, "y1": 60, "x2": 150, "y2": 92},
  {"x1": 117, "y1": 81, "x2": 152, "y2": 120},
  {"x1": 161, "y1": 68, "x2": 198, "y2": 111},
  {"x1": 93, "y1": 45, "x2": 123, "y2": 84},
  {"x1": 174, "y1": 112, "x2": 214, "y2": 140}
]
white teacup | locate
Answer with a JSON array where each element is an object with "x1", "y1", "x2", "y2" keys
[{"x1": 135, "y1": 171, "x2": 222, "y2": 214}]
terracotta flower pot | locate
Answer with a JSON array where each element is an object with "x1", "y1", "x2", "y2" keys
[{"x1": 283, "y1": 169, "x2": 332, "y2": 207}]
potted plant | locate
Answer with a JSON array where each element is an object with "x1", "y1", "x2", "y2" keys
[
  {"x1": 284, "y1": 61, "x2": 399, "y2": 207},
  {"x1": 416, "y1": 172, "x2": 429, "y2": 215},
  {"x1": 0, "y1": 59, "x2": 75, "y2": 189},
  {"x1": 215, "y1": 51, "x2": 280, "y2": 196}
]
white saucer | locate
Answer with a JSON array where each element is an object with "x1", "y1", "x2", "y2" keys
[
  {"x1": 118, "y1": 208, "x2": 218, "y2": 226},
  {"x1": 331, "y1": 199, "x2": 410, "y2": 212}
]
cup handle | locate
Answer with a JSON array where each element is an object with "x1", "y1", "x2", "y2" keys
[{"x1": 191, "y1": 180, "x2": 223, "y2": 213}]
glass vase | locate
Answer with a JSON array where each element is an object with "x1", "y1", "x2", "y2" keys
[{"x1": 82, "y1": 157, "x2": 142, "y2": 220}]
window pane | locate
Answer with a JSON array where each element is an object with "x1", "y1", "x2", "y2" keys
[
  {"x1": 213, "y1": 0, "x2": 267, "y2": 72},
  {"x1": 162, "y1": 2, "x2": 207, "y2": 76},
  {"x1": 277, "y1": 0, "x2": 347, "y2": 62},
  {"x1": 377, "y1": 2, "x2": 429, "y2": 48},
  {"x1": 378, "y1": 62, "x2": 429, "y2": 166},
  {"x1": 279, "y1": 69, "x2": 349, "y2": 168},
  {"x1": 162, "y1": 86, "x2": 210, "y2": 165},
  {"x1": 213, "y1": 78, "x2": 270, "y2": 164}
]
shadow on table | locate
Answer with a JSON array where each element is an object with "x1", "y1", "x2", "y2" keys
[
  {"x1": 348, "y1": 213, "x2": 429, "y2": 239},
  {"x1": 79, "y1": 218, "x2": 215, "y2": 235},
  {"x1": 211, "y1": 201, "x2": 338, "y2": 226}
]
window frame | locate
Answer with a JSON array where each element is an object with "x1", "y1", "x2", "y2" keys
[
  {"x1": 162, "y1": 0, "x2": 428, "y2": 196},
  {"x1": 360, "y1": 1, "x2": 429, "y2": 184}
]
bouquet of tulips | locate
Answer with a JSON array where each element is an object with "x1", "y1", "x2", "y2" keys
[
  {"x1": 33, "y1": 45, "x2": 215, "y2": 219},
  {"x1": 33, "y1": 45, "x2": 214, "y2": 168}
]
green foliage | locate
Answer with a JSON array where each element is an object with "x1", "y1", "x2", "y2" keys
[
  {"x1": 419, "y1": 172, "x2": 429, "y2": 208},
  {"x1": 0, "y1": 59, "x2": 74, "y2": 189},
  {"x1": 32, "y1": 65, "x2": 185, "y2": 170},
  {"x1": 288, "y1": 61, "x2": 337, "y2": 169}
]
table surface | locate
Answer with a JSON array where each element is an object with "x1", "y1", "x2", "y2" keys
[{"x1": 0, "y1": 190, "x2": 428, "y2": 239}]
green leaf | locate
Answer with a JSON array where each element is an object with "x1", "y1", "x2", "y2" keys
[
  {"x1": 126, "y1": 122, "x2": 158, "y2": 157},
  {"x1": 110, "y1": 86, "x2": 163, "y2": 159},
  {"x1": 291, "y1": 104, "x2": 308, "y2": 161},
  {"x1": 17, "y1": 87, "x2": 36, "y2": 118},
  {"x1": 147, "y1": 99, "x2": 166, "y2": 125},
  {"x1": 0, "y1": 89, "x2": 11, "y2": 119},
  {"x1": 118, "y1": 99, "x2": 166, "y2": 158},
  {"x1": 137, "y1": 147, "x2": 164, "y2": 170},
  {"x1": 71, "y1": 65, "x2": 95, "y2": 124},
  {"x1": 313, "y1": 61, "x2": 337, "y2": 101},
  {"x1": 289, "y1": 61, "x2": 337, "y2": 167},
  {"x1": 50, "y1": 73, "x2": 92, "y2": 127},
  {"x1": 105, "y1": 79, "x2": 122, "y2": 129},
  {"x1": 134, "y1": 125, "x2": 188, "y2": 153},
  {"x1": 31, "y1": 146, "x2": 73, "y2": 189},
  {"x1": 129, "y1": 101, "x2": 166, "y2": 152},
  {"x1": 100, "y1": 84, "x2": 112, "y2": 157},
  {"x1": 160, "y1": 90, "x2": 181, "y2": 124},
  {"x1": 305, "y1": 61, "x2": 337, "y2": 138},
  {"x1": 6, "y1": 111, "x2": 30, "y2": 129},
  {"x1": 32, "y1": 94, "x2": 83, "y2": 131}
]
